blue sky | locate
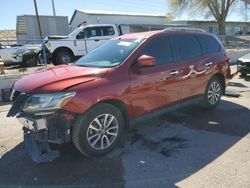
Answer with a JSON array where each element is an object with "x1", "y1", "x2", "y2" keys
[{"x1": 0, "y1": 0, "x2": 244, "y2": 30}]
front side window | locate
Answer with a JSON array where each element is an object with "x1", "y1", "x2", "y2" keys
[
  {"x1": 140, "y1": 36, "x2": 173, "y2": 65},
  {"x1": 75, "y1": 39, "x2": 143, "y2": 68},
  {"x1": 173, "y1": 35, "x2": 202, "y2": 60}
]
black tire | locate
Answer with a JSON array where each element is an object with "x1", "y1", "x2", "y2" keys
[
  {"x1": 23, "y1": 57, "x2": 38, "y2": 67},
  {"x1": 201, "y1": 77, "x2": 223, "y2": 109},
  {"x1": 72, "y1": 103, "x2": 125, "y2": 157},
  {"x1": 55, "y1": 50, "x2": 73, "y2": 65}
]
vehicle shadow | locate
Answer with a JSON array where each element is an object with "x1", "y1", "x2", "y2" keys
[
  {"x1": 0, "y1": 142, "x2": 124, "y2": 187},
  {"x1": 0, "y1": 100, "x2": 249, "y2": 188}
]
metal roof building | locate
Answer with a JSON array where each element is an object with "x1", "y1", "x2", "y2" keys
[
  {"x1": 69, "y1": 9, "x2": 169, "y2": 33},
  {"x1": 16, "y1": 15, "x2": 69, "y2": 43}
]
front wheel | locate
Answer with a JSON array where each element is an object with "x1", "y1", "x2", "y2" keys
[
  {"x1": 202, "y1": 77, "x2": 223, "y2": 109},
  {"x1": 55, "y1": 51, "x2": 73, "y2": 65},
  {"x1": 72, "y1": 103, "x2": 125, "y2": 157}
]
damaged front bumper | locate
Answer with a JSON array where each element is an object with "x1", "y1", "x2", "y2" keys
[
  {"x1": 7, "y1": 92, "x2": 75, "y2": 163},
  {"x1": 19, "y1": 114, "x2": 73, "y2": 163}
]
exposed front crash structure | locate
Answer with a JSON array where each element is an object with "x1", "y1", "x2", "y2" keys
[{"x1": 7, "y1": 91, "x2": 76, "y2": 163}]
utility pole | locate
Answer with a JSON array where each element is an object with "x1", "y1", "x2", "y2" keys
[
  {"x1": 33, "y1": 0, "x2": 43, "y2": 40},
  {"x1": 33, "y1": 0, "x2": 48, "y2": 68},
  {"x1": 52, "y1": 0, "x2": 56, "y2": 16}
]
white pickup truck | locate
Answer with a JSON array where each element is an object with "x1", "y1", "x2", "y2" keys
[
  {"x1": 0, "y1": 44, "x2": 41, "y2": 67},
  {"x1": 44, "y1": 24, "x2": 123, "y2": 65}
]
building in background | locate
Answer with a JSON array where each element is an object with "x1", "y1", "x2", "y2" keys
[
  {"x1": 69, "y1": 9, "x2": 170, "y2": 34},
  {"x1": 16, "y1": 15, "x2": 69, "y2": 43},
  {"x1": 171, "y1": 20, "x2": 250, "y2": 36},
  {"x1": 70, "y1": 9, "x2": 250, "y2": 36}
]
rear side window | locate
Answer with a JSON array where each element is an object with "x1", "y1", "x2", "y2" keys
[
  {"x1": 197, "y1": 35, "x2": 221, "y2": 54},
  {"x1": 102, "y1": 26, "x2": 115, "y2": 36},
  {"x1": 173, "y1": 35, "x2": 202, "y2": 60},
  {"x1": 140, "y1": 36, "x2": 173, "y2": 65}
]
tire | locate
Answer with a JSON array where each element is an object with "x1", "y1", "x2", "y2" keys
[
  {"x1": 201, "y1": 77, "x2": 223, "y2": 109},
  {"x1": 23, "y1": 57, "x2": 38, "y2": 67},
  {"x1": 72, "y1": 103, "x2": 125, "y2": 157},
  {"x1": 55, "y1": 50, "x2": 73, "y2": 65}
]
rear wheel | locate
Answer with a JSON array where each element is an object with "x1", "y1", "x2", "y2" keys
[
  {"x1": 55, "y1": 50, "x2": 73, "y2": 65},
  {"x1": 202, "y1": 77, "x2": 223, "y2": 109},
  {"x1": 72, "y1": 103, "x2": 125, "y2": 157}
]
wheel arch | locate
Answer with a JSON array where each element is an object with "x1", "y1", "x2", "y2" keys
[
  {"x1": 85, "y1": 99, "x2": 130, "y2": 131},
  {"x1": 53, "y1": 46, "x2": 75, "y2": 57}
]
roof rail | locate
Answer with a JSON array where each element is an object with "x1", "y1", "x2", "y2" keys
[{"x1": 164, "y1": 27, "x2": 206, "y2": 33}]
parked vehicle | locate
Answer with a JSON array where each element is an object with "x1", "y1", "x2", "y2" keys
[
  {"x1": 8, "y1": 28, "x2": 233, "y2": 162},
  {"x1": 44, "y1": 24, "x2": 122, "y2": 65},
  {"x1": 237, "y1": 53, "x2": 250, "y2": 76},
  {"x1": 0, "y1": 44, "x2": 41, "y2": 67}
]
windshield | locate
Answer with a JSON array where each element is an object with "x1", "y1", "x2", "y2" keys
[
  {"x1": 75, "y1": 39, "x2": 143, "y2": 68},
  {"x1": 68, "y1": 27, "x2": 82, "y2": 37}
]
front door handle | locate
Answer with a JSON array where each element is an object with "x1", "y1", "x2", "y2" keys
[
  {"x1": 94, "y1": 39, "x2": 100, "y2": 42},
  {"x1": 169, "y1": 70, "x2": 179, "y2": 76},
  {"x1": 205, "y1": 62, "x2": 213, "y2": 67}
]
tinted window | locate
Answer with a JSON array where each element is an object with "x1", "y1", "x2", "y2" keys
[
  {"x1": 197, "y1": 35, "x2": 221, "y2": 54},
  {"x1": 102, "y1": 26, "x2": 115, "y2": 36},
  {"x1": 173, "y1": 35, "x2": 202, "y2": 60},
  {"x1": 140, "y1": 36, "x2": 173, "y2": 65},
  {"x1": 78, "y1": 26, "x2": 115, "y2": 39}
]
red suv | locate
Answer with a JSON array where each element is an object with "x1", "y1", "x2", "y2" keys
[{"x1": 8, "y1": 28, "x2": 232, "y2": 161}]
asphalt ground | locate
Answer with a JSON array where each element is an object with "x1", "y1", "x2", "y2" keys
[{"x1": 0, "y1": 74, "x2": 250, "y2": 188}]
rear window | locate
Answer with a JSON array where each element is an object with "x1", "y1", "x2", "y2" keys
[
  {"x1": 197, "y1": 35, "x2": 221, "y2": 54},
  {"x1": 173, "y1": 35, "x2": 202, "y2": 60}
]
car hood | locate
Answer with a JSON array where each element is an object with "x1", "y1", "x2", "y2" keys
[
  {"x1": 239, "y1": 53, "x2": 250, "y2": 62},
  {"x1": 14, "y1": 65, "x2": 109, "y2": 93}
]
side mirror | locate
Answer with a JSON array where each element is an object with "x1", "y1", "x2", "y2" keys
[
  {"x1": 76, "y1": 34, "x2": 81, "y2": 39},
  {"x1": 136, "y1": 55, "x2": 156, "y2": 68}
]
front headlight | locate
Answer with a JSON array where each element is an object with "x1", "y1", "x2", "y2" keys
[
  {"x1": 46, "y1": 42, "x2": 51, "y2": 50},
  {"x1": 23, "y1": 92, "x2": 76, "y2": 113}
]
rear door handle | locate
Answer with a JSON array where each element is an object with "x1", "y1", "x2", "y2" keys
[
  {"x1": 169, "y1": 70, "x2": 179, "y2": 76},
  {"x1": 205, "y1": 62, "x2": 213, "y2": 66},
  {"x1": 94, "y1": 39, "x2": 100, "y2": 42}
]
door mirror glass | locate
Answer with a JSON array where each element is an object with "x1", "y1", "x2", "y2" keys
[{"x1": 136, "y1": 55, "x2": 156, "y2": 68}]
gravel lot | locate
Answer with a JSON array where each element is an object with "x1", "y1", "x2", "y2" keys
[{"x1": 0, "y1": 74, "x2": 250, "y2": 188}]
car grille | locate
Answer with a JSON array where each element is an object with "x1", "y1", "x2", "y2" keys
[
  {"x1": 10, "y1": 89, "x2": 22, "y2": 102},
  {"x1": 238, "y1": 60, "x2": 250, "y2": 67}
]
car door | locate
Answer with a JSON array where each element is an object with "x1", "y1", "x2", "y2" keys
[
  {"x1": 87, "y1": 26, "x2": 116, "y2": 51},
  {"x1": 76, "y1": 26, "x2": 117, "y2": 55},
  {"x1": 172, "y1": 34, "x2": 214, "y2": 100},
  {"x1": 128, "y1": 35, "x2": 182, "y2": 118}
]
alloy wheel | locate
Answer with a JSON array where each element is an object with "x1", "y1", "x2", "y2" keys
[
  {"x1": 87, "y1": 114, "x2": 119, "y2": 150},
  {"x1": 208, "y1": 81, "x2": 221, "y2": 105}
]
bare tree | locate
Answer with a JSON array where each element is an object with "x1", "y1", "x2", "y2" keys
[{"x1": 169, "y1": 0, "x2": 249, "y2": 35}]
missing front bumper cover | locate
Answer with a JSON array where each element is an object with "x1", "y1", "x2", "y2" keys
[{"x1": 23, "y1": 128, "x2": 60, "y2": 163}]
